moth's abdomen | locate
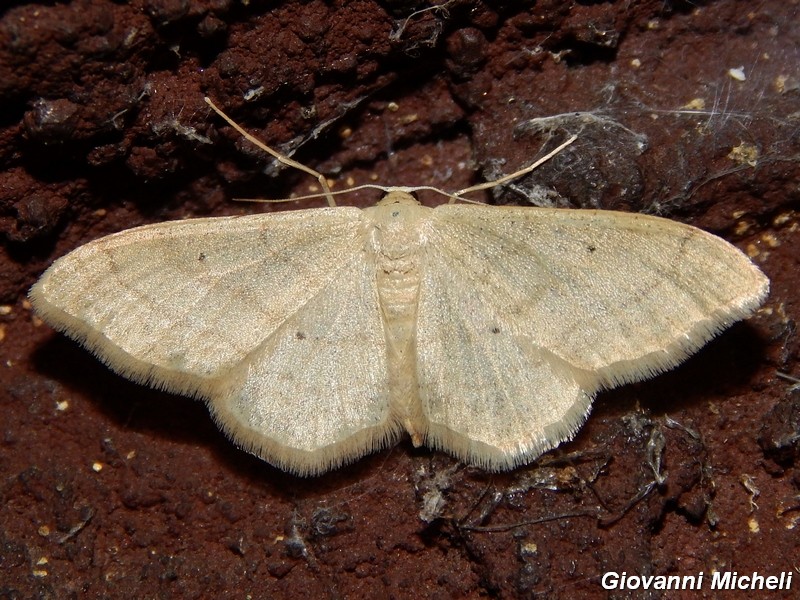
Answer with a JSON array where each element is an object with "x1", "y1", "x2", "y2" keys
[{"x1": 376, "y1": 263, "x2": 423, "y2": 442}]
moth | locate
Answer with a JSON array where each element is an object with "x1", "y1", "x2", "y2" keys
[{"x1": 30, "y1": 98, "x2": 769, "y2": 475}]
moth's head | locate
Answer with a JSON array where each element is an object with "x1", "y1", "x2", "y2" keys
[{"x1": 376, "y1": 190, "x2": 422, "y2": 207}]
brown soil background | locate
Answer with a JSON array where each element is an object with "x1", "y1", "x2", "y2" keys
[{"x1": 1, "y1": 1, "x2": 799, "y2": 598}]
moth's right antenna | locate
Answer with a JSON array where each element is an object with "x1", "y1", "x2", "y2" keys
[{"x1": 452, "y1": 135, "x2": 577, "y2": 202}]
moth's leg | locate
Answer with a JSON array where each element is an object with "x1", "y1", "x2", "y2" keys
[{"x1": 205, "y1": 97, "x2": 336, "y2": 206}]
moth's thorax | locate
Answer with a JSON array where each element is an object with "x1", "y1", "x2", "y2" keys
[
  {"x1": 366, "y1": 191, "x2": 429, "y2": 440},
  {"x1": 364, "y1": 192, "x2": 428, "y2": 301},
  {"x1": 366, "y1": 191, "x2": 429, "y2": 261}
]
